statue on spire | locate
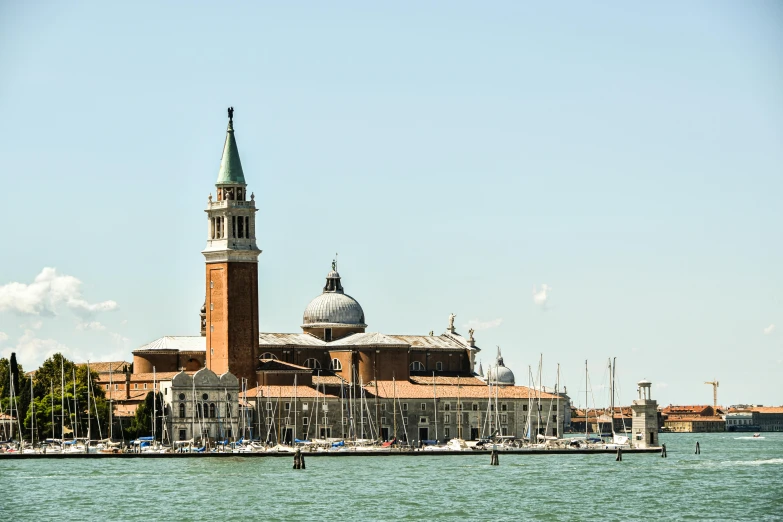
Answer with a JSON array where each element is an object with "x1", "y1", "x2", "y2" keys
[{"x1": 228, "y1": 106, "x2": 234, "y2": 122}]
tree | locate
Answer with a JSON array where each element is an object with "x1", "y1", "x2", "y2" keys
[
  {"x1": 13, "y1": 353, "x2": 112, "y2": 442},
  {"x1": 127, "y1": 391, "x2": 163, "y2": 440}
]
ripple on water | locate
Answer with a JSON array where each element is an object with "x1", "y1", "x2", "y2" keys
[{"x1": 2, "y1": 434, "x2": 783, "y2": 520}]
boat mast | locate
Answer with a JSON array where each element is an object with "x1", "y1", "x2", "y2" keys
[
  {"x1": 60, "y1": 358, "x2": 64, "y2": 447},
  {"x1": 30, "y1": 375, "x2": 34, "y2": 445},
  {"x1": 87, "y1": 361, "x2": 91, "y2": 442},
  {"x1": 433, "y1": 372, "x2": 437, "y2": 442},
  {"x1": 152, "y1": 366, "x2": 156, "y2": 442},
  {"x1": 556, "y1": 363, "x2": 560, "y2": 438},
  {"x1": 585, "y1": 360, "x2": 588, "y2": 438},
  {"x1": 456, "y1": 376, "x2": 462, "y2": 440},
  {"x1": 392, "y1": 375, "x2": 397, "y2": 442},
  {"x1": 72, "y1": 367, "x2": 78, "y2": 440},
  {"x1": 50, "y1": 380, "x2": 54, "y2": 442},
  {"x1": 108, "y1": 366, "x2": 113, "y2": 440}
]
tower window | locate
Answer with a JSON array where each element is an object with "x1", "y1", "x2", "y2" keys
[
  {"x1": 237, "y1": 215, "x2": 244, "y2": 238},
  {"x1": 232, "y1": 216, "x2": 237, "y2": 238},
  {"x1": 245, "y1": 217, "x2": 250, "y2": 238},
  {"x1": 324, "y1": 328, "x2": 332, "y2": 342}
]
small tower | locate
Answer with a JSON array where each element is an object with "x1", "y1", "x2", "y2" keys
[
  {"x1": 202, "y1": 108, "x2": 262, "y2": 384},
  {"x1": 630, "y1": 379, "x2": 659, "y2": 448}
]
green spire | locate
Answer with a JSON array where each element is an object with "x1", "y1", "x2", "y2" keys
[{"x1": 216, "y1": 108, "x2": 246, "y2": 185}]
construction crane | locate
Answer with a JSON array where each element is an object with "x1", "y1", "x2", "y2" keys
[{"x1": 704, "y1": 379, "x2": 719, "y2": 410}]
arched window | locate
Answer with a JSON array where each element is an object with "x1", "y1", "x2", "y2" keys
[
  {"x1": 435, "y1": 361, "x2": 443, "y2": 371},
  {"x1": 226, "y1": 403, "x2": 231, "y2": 418},
  {"x1": 304, "y1": 358, "x2": 321, "y2": 369},
  {"x1": 260, "y1": 352, "x2": 278, "y2": 361},
  {"x1": 410, "y1": 361, "x2": 425, "y2": 372},
  {"x1": 204, "y1": 402, "x2": 210, "y2": 418},
  {"x1": 197, "y1": 403, "x2": 202, "y2": 418},
  {"x1": 179, "y1": 403, "x2": 186, "y2": 418},
  {"x1": 330, "y1": 358, "x2": 342, "y2": 371},
  {"x1": 210, "y1": 403, "x2": 216, "y2": 418}
]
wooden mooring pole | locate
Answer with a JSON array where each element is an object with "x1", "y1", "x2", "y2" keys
[
  {"x1": 293, "y1": 449, "x2": 306, "y2": 469},
  {"x1": 661, "y1": 443, "x2": 667, "y2": 458},
  {"x1": 615, "y1": 447, "x2": 622, "y2": 462},
  {"x1": 695, "y1": 441, "x2": 700, "y2": 455},
  {"x1": 490, "y1": 449, "x2": 499, "y2": 466}
]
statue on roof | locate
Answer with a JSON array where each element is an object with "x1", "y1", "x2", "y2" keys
[
  {"x1": 228, "y1": 106, "x2": 234, "y2": 121},
  {"x1": 448, "y1": 313, "x2": 456, "y2": 331},
  {"x1": 468, "y1": 328, "x2": 475, "y2": 343},
  {"x1": 332, "y1": 259, "x2": 336, "y2": 271}
]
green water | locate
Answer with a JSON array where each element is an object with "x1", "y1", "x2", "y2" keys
[{"x1": 1, "y1": 433, "x2": 782, "y2": 521}]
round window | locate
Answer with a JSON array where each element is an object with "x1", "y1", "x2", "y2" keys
[
  {"x1": 202, "y1": 393, "x2": 209, "y2": 400},
  {"x1": 178, "y1": 393, "x2": 185, "y2": 400}
]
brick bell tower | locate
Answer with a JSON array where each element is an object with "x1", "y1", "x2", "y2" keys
[{"x1": 202, "y1": 107, "x2": 261, "y2": 384}]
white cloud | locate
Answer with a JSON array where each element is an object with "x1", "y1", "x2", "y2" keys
[
  {"x1": 110, "y1": 332, "x2": 130, "y2": 344},
  {"x1": 655, "y1": 382, "x2": 669, "y2": 389},
  {"x1": 0, "y1": 267, "x2": 118, "y2": 317},
  {"x1": 2, "y1": 330, "x2": 72, "y2": 369},
  {"x1": 463, "y1": 318, "x2": 503, "y2": 331},
  {"x1": 0, "y1": 331, "x2": 8, "y2": 343},
  {"x1": 77, "y1": 321, "x2": 106, "y2": 331},
  {"x1": 763, "y1": 324, "x2": 775, "y2": 335},
  {"x1": 533, "y1": 284, "x2": 551, "y2": 308}
]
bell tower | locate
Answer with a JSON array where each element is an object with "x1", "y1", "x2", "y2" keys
[{"x1": 202, "y1": 107, "x2": 261, "y2": 384}]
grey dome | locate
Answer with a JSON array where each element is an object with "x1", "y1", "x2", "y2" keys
[
  {"x1": 487, "y1": 365, "x2": 515, "y2": 386},
  {"x1": 302, "y1": 292, "x2": 366, "y2": 328},
  {"x1": 486, "y1": 347, "x2": 515, "y2": 385},
  {"x1": 301, "y1": 264, "x2": 367, "y2": 328}
]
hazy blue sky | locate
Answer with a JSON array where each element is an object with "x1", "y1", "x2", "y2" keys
[{"x1": 1, "y1": 1, "x2": 781, "y2": 407}]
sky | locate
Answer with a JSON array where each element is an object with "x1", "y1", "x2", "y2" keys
[{"x1": 0, "y1": 1, "x2": 781, "y2": 407}]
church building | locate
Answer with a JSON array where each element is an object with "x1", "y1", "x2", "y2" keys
[{"x1": 104, "y1": 109, "x2": 568, "y2": 445}]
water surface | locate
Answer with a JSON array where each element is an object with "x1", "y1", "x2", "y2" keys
[{"x1": 1, "y1": 433, "x2": 781, "y2": 521}]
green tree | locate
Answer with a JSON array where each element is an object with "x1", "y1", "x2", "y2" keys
[{"x1": 127, "y1": 391, "x2": 163, "y2": 440}]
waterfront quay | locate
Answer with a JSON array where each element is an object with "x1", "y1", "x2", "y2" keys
[{"x1": 2, "y1": 447, "x2": 661, "y2": 459}]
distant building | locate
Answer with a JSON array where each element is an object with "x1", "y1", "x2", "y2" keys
[{"x1": 661, "y1": 404, "x2": 725, "y2": 433}]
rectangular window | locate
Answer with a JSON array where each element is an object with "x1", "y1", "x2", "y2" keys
[
  {"x1": 444, "y1": 427, "x2": 450, "y2": 438},
  {"x1": 501, "y1": 426, "x2": 509, "y2": 436},
  {"x1": 444, "y1": 414, "x2": 450, "y2": 423},
  {"x1": 114, "y1": 384, "x2": 118, "y2": 390},
  {"x1": 500, "y1": 414, "x2": 508, "y2": 423},
  {"x1": 134, "y1": 383, "x2": 138, "y2": 389},
  {"x1": 501, "y1": 403, "x2": 508, "y2": 411},
  {"x1": 245, "y1": 217, "x2": 250, "y2": 238},
  {"x1": 381, "y1": 417, "x2": 387, "y2": 425},
  {"x1": 421, "y1": 403, "x2": 426, "y2": 410},
  {"x1": 402, "y1": 403, "x2": 408, "y2": 411},
  {"x1": 302, "y1": 403, "x2": 308, "y2": 411},
  {"x1": 323, "y1": 416, "x2": 328, "y2": 425},
  {"x1": 444, "y1": 403, "x2": 451, "y2": 411},
  {"x1": 472, "y1": 403, "x2": 478, "y2": 411},
  {"x1": 320, "y1": 427, "x2": 331, "y2": 438},
  {"x1": 266, "y1": 402, "x2": 272, "y2": 411},
  {"x1": 179, "y1": 429, "x2": 186, "y2": 441},
  {"x1": 325, "y1": 328, "x2": 332, "y2": 342},
  {"x1": 381, "y1": 404, "x2": 386, "y2": 411},
  {"x1": 403, "y1": 418, "x2": 408, "y2": 425},
  {"x1": 285, "y1": 402, "x2": 290, "y2": 411},
  {"x1": 419, "y1": 417, "x2": 427, "y2": 424},
  {"x1": 552, "y1": 415, "x2": 557, "y2": 423},
  {"x1": 523, "y1": 404, "x2": 528, "y2": 412},
  {"x1": 456, "y1": 403, "x2": 462, "y2": 411},
  {"x1": 435, "y1": 361, "x2": 443, "y2": 371},
  {"x1": 302, "y1": 417, "x2": 309, "y2": 426}
]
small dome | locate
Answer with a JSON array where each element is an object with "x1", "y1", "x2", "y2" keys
[
  {"x1": 487, "y1": 365, "x2": 515, "y2": 386},
  {"x1": 486, "y1": 347, "x2": 515, "y2": 385},
  {"x1": 637, "y1": 379, "x2": 652, "y2": 387}
]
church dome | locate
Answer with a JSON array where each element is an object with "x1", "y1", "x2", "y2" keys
[
  {"x1": 487, "y1": 365, "x2": 515, "y2": 386},
  {"x1": 486, "y1": 347, "x2": 515, "y2": 386},
  {"x1": 301, "y1": 264, "x2": 367, "y2": 329}
]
